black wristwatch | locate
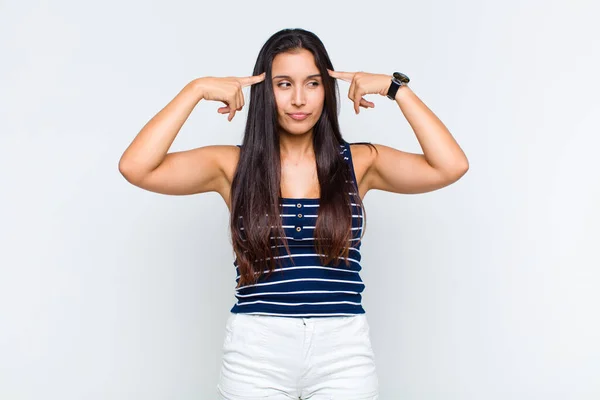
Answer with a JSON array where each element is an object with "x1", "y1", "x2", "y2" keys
[{"x1": 386, "y1": 72, "x2": 410, "y2": 100}]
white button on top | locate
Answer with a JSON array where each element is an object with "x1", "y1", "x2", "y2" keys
[
  {"x1": 297, "y1": 213, "x2": 303, "y2": 218},
  {"x1": 296, "y1": 203, "x2": 302, "y2": 208},
  {"x1": 295, "y1": 227, "x2": 302, "y2": 232}
]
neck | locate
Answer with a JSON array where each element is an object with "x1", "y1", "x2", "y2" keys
[{"x1": 278, "y1": 130, "x2": 315, "y2": 162}]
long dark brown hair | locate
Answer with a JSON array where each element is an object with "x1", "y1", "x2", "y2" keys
[{"x1": 229, "y1": 28, "x2": 376, "y2": 288}]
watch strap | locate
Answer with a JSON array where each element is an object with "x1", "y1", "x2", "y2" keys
[{"x1": 386, "y1": 72, "x2": 410, "y2": 100}]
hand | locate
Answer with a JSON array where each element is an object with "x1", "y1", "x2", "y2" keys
[
  {"x1": 196, "y1": 73, "x2": 266, "y2": 121},
  {"x1": 327, "y1": 70, "x2": 392, "y2": 114}
]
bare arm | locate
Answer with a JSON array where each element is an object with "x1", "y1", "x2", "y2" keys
[
  {"x1": 328, "y1": 70, "x2": 468, "y2": 195},
  {"x1": 118, "y1": 79, "x2": 224, "y2": 194},
  {"x1": 120, "y1": 144, "x2": 235, "y2": 196},
  {"x1": 118, "y1": 74, "x2": 264, "y2": 196},
  {"x1": 367, "y1": 86, "x2": 469, "y2": 194}
]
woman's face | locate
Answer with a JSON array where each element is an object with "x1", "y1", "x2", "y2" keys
[{"x1": 271, "y1": 48, "x2": 325, "y2": 136}]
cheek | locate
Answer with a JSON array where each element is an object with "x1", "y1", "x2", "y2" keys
[
  {"x1": 312, "y1": 89, "x2": 325, "y2": 107},
  {"x1": 274, "y1": 92, "x2": 287, "y2": 115},
  {"x1": 312, "y1": 92, "x2": 325, "y2": 116}
]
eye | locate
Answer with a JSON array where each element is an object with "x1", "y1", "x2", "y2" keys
[
  {"x1": 277, "y1": 82, "x2": 291, "y2": 88},
  {"x1": 308, "y1": 81, "x2": 320, "y2": 87}
]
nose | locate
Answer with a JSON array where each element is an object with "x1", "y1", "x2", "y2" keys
[{"x1": 291, "y1": 86, "x2": 306, "y2": 106}]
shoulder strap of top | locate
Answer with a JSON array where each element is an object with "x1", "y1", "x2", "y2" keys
[{"x1": 340, "y1": 140, "x2": 360, "y2": 191}]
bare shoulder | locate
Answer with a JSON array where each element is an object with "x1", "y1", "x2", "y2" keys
[
  {"x1": 178, "y1": 143, "x2": 240, "y2": 186},
  {"x1": 350, "y1": 142, "x2": 468, "y2": 195},
  {"x1": 121, "y1": 144, "x2": 240, "y2": 200}
]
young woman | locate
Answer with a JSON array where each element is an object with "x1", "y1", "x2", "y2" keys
[{"x1": 119, "y1": 28, "x2": 468, "y2": 400}]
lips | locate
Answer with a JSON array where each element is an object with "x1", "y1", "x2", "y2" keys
[{"x1": 287, "y1": 113, "x2": 310, "y2": 121}]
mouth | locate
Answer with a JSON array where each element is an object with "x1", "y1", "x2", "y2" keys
[{"x1": 287, "y1": 113, "x2": 310, "y2": 121}]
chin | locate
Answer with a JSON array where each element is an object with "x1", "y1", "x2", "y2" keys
[
  {"x1": 281, "y1": 117, "x2": 320, "y2": 134},
  {"x1": 281, "y1": 126, "x2": 315, "y2": 136},
  {"x1": 278, "y1": 121, "x2": 316, "y2": 136}
]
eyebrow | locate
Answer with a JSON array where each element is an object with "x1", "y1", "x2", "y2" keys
[{"x1": 272, "y1": 74, "x2": 322, "y2": 80}]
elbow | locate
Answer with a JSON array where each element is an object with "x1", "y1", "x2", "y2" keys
[
  {"x1": 118, "y1": 157, "x2": 143, "y2": 185},
  {"x1": 442, "y1": 158, "x2": 469, "y2": 183},
  {"x1": 118, "y1": 157, "x2": 131, "y2": 178},
  {"x1": 459, "y1": 158, "x2": 469, "y2": 176},
  {"x1": 453, "y1": 159, "x2": 469, "y2": 181}
]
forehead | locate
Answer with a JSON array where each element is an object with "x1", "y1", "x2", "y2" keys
[{"x1": 272, "y1": 49, "x2": 319, "y2": 75}]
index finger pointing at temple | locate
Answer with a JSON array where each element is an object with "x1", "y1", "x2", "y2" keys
[
  {"x1": 239, "y1": 72, "x2": 266, "y2": 87},
  {"x1": 327, "y1": 69, "x2": 354, "y2": 82}
]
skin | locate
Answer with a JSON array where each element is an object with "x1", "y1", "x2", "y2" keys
[
  {"x1": 118, "y1": 48, "x2": 469, "y2": 212},
  {"x1": 271, "y1": 49, "x2": 325, "y2": 199}
]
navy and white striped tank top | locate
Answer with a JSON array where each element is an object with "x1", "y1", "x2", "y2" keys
[{"x1": 231, "y1": 140, "x2": 366, "y2": 318}]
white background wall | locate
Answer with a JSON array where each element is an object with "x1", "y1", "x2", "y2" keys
[{"x1": 1, "y1": 0, "x2": 599, "y2": 398}]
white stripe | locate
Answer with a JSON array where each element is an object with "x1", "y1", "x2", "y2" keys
[
  {"x1": 234, "y1": 213, "x2": 362, "y2": 219},
  {"x1": 241, "y1": 225, "x2": 296, "y2": 231},
  {"x1": 237, "y1": 300, "x2": 362, "y2": 307},
  {"x1": 246, "y1": 203, "x2": 361, "y2": 208},
  {"x1": 236, "y1": 277, "x2": 364, "y2": 290},
  {"x1": 268, "y1": 244, "x2": 361, "y2": 253},
  {"x1": 288, "y1": 214, "x2": 364, "y2": 218},
  {"x1": 235, "y1": 290, "x2": 360, "y2": 298},
  {"x1": 235, "y1": 312, "x2": 360, "y2": 317},
  {"x1": 258, "y1": 254, "x2": 360, "y2": 264},
  {"x1": 269, "y1": 236, "x2": 314, "y2": 240},
  {"x1": 267, "y1": 236, "x2": 361, "y2": 242},
  {"x1": 236, "y1": 265, "x2": 360, "y2": 279},
  {"x1": 238, "y1": 214, "x2": 361, "y2": 219}
]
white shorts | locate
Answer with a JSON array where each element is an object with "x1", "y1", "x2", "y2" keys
[{"x1": 217, "y1": 312, "x2": 379, "y2": 399}]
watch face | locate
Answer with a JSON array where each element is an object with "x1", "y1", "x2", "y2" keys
[{"x1": 393, "y1": 72, "x2": 410, "y2": 83}]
